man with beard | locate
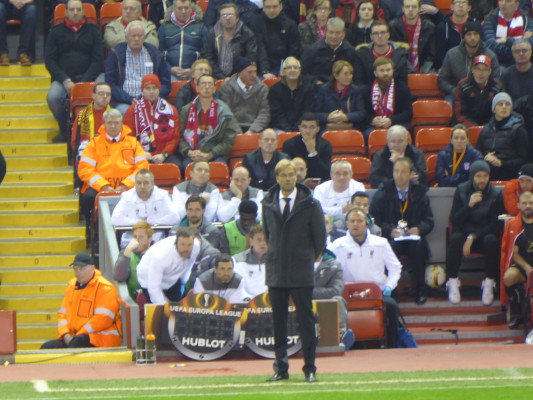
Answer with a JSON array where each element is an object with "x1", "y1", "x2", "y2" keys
[
  {"x1": 446, "y1": 160, "x2": 504, "y2": 305},
  {"x1": 438, "y1": 22, "x2": 500, "y2": 104},
  {"x1": 502, "y1": 191, "x2": 533, "y2": 328},
  {"x1": 454, "y1": 55, "x2": 503, "y2": 127},
  {"x1": 362, "y1": 57, "x2": 413, "y2": 139}
]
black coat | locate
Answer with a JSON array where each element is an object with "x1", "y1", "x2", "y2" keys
[
  {"x1": 300, "y1": 39, "x2": 357, "y2": 83},
  {"x1": 268, "y1": 78, "x2": 317, "y2": 132},
  {"x1": 262, "y1": 183, "x2": 326, "y2": 287},
  {"x1": 369, "y1": 180, "x2": 434, "y2": 240},
  {"x1": 281, "y1": 134, "x2": 332, "y2": 181},
  {"x1": 315, "y1": 82, "x2": 366, "y2": 129},
  {"x1": 354, "y1": 42, "x2": 411, "y2": 86},
  {"x1": 369, "y1": 144, "x2": 426, "y2": 189},
  {"x1": 242, "y1": 149, "x2": 289, "y2": 192},
  {"x1": 454, "y1": 74, "x2": 503, "y2": 127}
]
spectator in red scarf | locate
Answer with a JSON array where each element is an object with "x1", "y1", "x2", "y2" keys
[
  {"x1": 389, "y1": 0, "x2": 436, "y2": 73},
  {"x1": 362, "y1": 57, "x2": 413, "y2": 139},
  {"x1": 123, "y1": 74, "x2": 181, "y2": 167},
  {"x1": 178, "y1": 74, "x2": 240, "y2": 170}
]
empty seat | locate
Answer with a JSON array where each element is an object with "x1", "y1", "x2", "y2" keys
[
  {"x1": 425, "y1": 153, "x2": 438, "y2": 186},
  {"x1": 408, "y1": 74, "x2": 443, "y2": 99},
  {"x1": 149, "y1": 163, "x2": 181, "y2": 190},
  {"x1": 415, "y1": 127, "x2": 452, "y2": 158},
  {"x1": 323, "y1": 130, "x2": 366, "y2": 157},
  {"x1": 412, "y1": 100, "x2": 452, "y2": 136}
]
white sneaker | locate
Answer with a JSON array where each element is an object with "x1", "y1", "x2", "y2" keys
[
  {"x1": 446, "y1": 278, "x2": 461, "y2": 304},
  {"x1": 481, "y1": 278, "x2": 496, "y2": 305}
]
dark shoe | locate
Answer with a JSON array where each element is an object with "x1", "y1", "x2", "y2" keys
[
  {"x1": 18, "y1": 53, "x2": 32, "y2": 66},
  {"x1": 508, "y1": 316, "x2": 524, "y2": 329},
  {"x1": 340, "y1": 329, "x2": 355, "y2": 350},
  {"x1": 266, "y1": 372, "x2": 289, "y2": 382},
  {"x1": 0, "y1": 53, "x2": 9, "y2": 66},
  {"x1": 305, "y1": 372, "x2": 317, "y2": 383},
  {"x1": 415, "y1": 293, "x2": 427, "y2": 305},
  {"x1": 52, "y1": 133, "x2": 66, "y2": 143}
]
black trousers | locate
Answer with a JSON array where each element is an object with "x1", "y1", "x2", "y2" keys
[
  {"x1": 268, "y1": 286, "x2": 316, "y2": 375},
  {"x1": 80, "y1": 187, "x2": 98, "y2": 222},
  {"x1": 391, "y1": 239, "x2": 427, "y2": 290},
  {"x1": 41, "y1": 334, "x2": 94, "y2": 349},
  {"x1": 446, "y1": 232, "x2": 500, "y2": 280}
]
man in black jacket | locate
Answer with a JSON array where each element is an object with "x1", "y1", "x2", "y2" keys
[
  {"x1": 446, "y1": 160, "x2": 503, "y2": 305},
  {"x1": 300, "y1": 17, "x2": 357, "y2": 84},
  {"x1": 281, "y1": 112, "x2": 332, "y2": 182},
  {"x1": 262, "y1": 159, "x2": 326, "y2": 383},
  {"x1": 251, "y1": 0, "x2": 300, "y2": 77},
  {"x1": 45, "y1": 0, "x2": 103, "y2": 143},
  {"x1": 268, "y1": 57, "x2": 316, "y2": 132},
  {"x1": 369, "y1": 157, "x2": 434, "y2": 304}
]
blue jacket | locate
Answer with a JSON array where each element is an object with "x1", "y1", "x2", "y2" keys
[
  {"x1": 106, "y1": 42, "x2": 171, "y2": 105},
  {"x1": 436, "y1": 143, "x2": 482, "y2": 187},
  {"x1": 315, "y1": 82, "x2": 366, "y2": 129}
]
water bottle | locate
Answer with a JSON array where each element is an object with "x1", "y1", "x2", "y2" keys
[
  {"x1": 146, "y1": 333, "x2": 156, "y2": 364},
  {"x1": 136, "y1": 333, "x2": 145, "y2": 365}
]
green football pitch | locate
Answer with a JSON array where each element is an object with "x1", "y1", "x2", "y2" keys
[{"x1": 2, "y1": 368, "x2": 533, "y2": 400}]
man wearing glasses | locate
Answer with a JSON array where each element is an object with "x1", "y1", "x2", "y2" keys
[
  {"x1": 203, "y1": 2, "x2": 259, "y2": 79},
  {"x1": 41, "y1": 253, "x2": 122, "y2": 349},
  {"x1": 268, "y1": 57, "x2": 316, "y2": 133},
  {"x1": 501, "y1": 39, "x2": 533, "y2": 100},
  {"x1": 354, "y1": 20, "x2": 410, "y2": 86}
]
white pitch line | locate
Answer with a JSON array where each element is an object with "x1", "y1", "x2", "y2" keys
[
  {"x1": 32, "y1": 380, "x2": 50, "y2": 393},
  {"x1": 37, "y1": 374, "x2": 533, "y2": 393}
]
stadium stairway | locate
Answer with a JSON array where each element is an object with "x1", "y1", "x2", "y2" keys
[{"x1": 0, "y1": 64, "x2": 86, "y2": 352}]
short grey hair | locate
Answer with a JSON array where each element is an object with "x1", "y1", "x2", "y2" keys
[
  {"x1": 327, "y1": 17, "x2": 345, "y2": 31},
  {"x1": 512, "y1": 38, "x2": 532, "y2": 50},
  {"x1": 125, "y1": 20, "x2": 145, "y2": 35},
  {"x1": 331, "y1": 160, "x2": 352, "y2": 174},
  {"x1": 282, "y1": 56, "x2": 301, "y2": 69},
  {"x1": 387, "y1": 125, "x2": 409, "y2": 141},
  {"x1": 103, "y1": 108, "x2": 123, "y2": 121}
]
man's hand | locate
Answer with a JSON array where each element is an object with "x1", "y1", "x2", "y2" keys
[
  {"x1": 484, "y1": 152, "x2": 501, "y2": 167},
  {"x1": 199, "y1": 192, "x2": 210, "y2": 203},
  {"x1": 116, "y1": 185, "x2": 128, "y2": 192},
  {"x1": 389, "y1": 150, "x2": 404, "y2": 163},
  {"x1": 410, "y1": 171, "x2": 419, "y2": 182},
  {"x1": 463, "y1": 235, "x2": 474, "y2": 257},
  {"x1": 341, "y1": 203, "x2": 352, "y2": 213},
  {"x1": 188, "y1": 150, "x2": 202, "y2": 160},
  {"x1": 263, "y1": 73, "x2": 276, "y2": 80},
  {"x1": 229, "y1": 180, "x2": 243, "y2": 199},
  {"x1": 151, "y1": 153, "x2": 165, "y2": 164},
  {"x1": 171, "y1": 67, "x2": 192, "y2": 79},
  {"x1": 124, "y1": 238, "x2": 140, "y2": 257},
  {"x1": 468, "y1": 191, "x2": 483, "y2": 208},
  {"x1": 420, "y1": 4, "x2": 438, "y2": 14},
  {"x1": 100, "y1": 185, "x2": 114, "y2": 192},
  {"x1": 63, "y1": 333, "x2": 73, "y2": 345},
  {"x1": 525, "y1": 32, "x2": 533, "y2": 39},
  {"x1": 408, "y1": 227, "x2": 420, "y2": 236},
  {"x1": 64, "y1": 80, "x2": 75, "y2": 95},
  {"x1": 391, "y1": 228, "x2": 402, "y2": 238}
]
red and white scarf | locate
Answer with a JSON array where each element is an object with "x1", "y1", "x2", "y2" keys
[
  {"x1": 183, "y1": 97, "x2": 218, "y2": 149},
  {"x1": 496, "y1": 10, "x2": 525, "y2": 39},
  {"x1": 133, "y1": 97, "x2": 175, "y2": 153},
  {"x1": 371, "y1": 78, "x2": 395, "y2": 117},
  {"x1": 372, "y1": 44, "x2": 393, "y2": 60},
  {"x1": 403, "y1": 15, "x2": 421, "y2": 72},
  {"x1": 65, "y1": 17, "x2": 86, "y2": 32}
]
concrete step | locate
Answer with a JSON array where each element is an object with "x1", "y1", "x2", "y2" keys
[
  {"x1": 405, "y1": 311, "x2": 505, "y2": 325},
  {"x1": 0, "y1": 129, "x2": 57, "y2": 143},
  {"x1": 0, "y1": 89, "x2": 48, "y2": 103},
  {"x1": 0, "y1": 237, "x2": 85, "y2": 254},
  {"x1": 17, "y1": 340, "x2": 48, "y2": 351},
  {"x1": 0, "y1": 143, "x2": 66, "y2": 156},
  {"x1": 411, "y1": 324, "x2": 524, "y2": 342},
  {"x1": 0, "y1": 267, "x2": 72, "y2": 283},
  {"x1": 0, "y1": 295, "x2": 63, "y2": 311},
  {"x1": 0, "y1": 198, "x2": 79, "y2": 212},
  {"x1": 0, "y1": 76, "x2": 50, "y2": 90},
  {"x1": 14, "y1": 348, "x2": 133, "y2": 364},
  {"x1": 0, "y1": 115, "x2": 57, "y2": 130},
  {"x1": 4, "y1": 155, "x2": 68, "y2": 169},
  {"x1": 17, "y1": 323, "x2": 57, "y2": 340},
  {"x1": 0, "y1": 182, "x2": 74, "y2": 198},
  {"x1": 0, "y1": 225, "x2": 84, "y2": 238},
  {"x1": 0, "y1": 282, "x2": 66, "y2": 296},
  {"x1": 0, "y1": 63, "x2": 49, "y2": 76},
  {"x1": 0, "y1": 210, "x2": 79, "y2": 226},
  {"x1": 0, "y1": 254, "x2": 78, "y2": 268},
  {"x1": 4, "y1": 168, "x2": 74, "y2": 183},
  {"x1": 16, "y1": 311, "x2": 59, "y2": 325}
]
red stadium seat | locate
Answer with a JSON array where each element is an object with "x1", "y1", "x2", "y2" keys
[
  {"x1": 425, "y1": 153, "x2": 438, "y2": 186},
  {"x1": 276, "y1": 131, "x2": 298, "y2": 151},
  {"x1": 99, "y1": 2, "x2": 122, "y2": 33},
  {"x1": 263, "y1": 77, "x2": 282, "y2": 88},
  {"x1": 70, "y1": 82, "x2": 98, "y2": 118},
  {"x1": 412, "y1": 100, "x2": 452, "y2": 137},
  {"x1": 415, "y1": 127, "x2": 452, "y2": 159},
  {"x1": 149, "y1": 163, "x2": 181, "y2": 190},
  {"x1": 228, "y1": 133, "x2": 259, "y2": 170},
  {"x1": 408, "y1": 74, "x2": 443, "y2": 99},
  {"x1": 167, "y1": 80, "x2": 189, "y2": 104},
  {"x1": 196, "y1": 0, "x2": 209, "y2": 13},
  {"x1": 467, "y1": 125, "x2": 483, "y2": 147},
  {"x1": 323, "y1": 130, "x2": 366, "y2": 157},
  {"x1": 367, "y1": 129, "x2": 412, "y2": 159}
]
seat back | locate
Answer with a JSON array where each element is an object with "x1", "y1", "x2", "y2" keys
[
  {"x1": 412, "y1": 100, "x2": 452, "y2": 137},
  {"x1": 54, "y1": 3, "x2": 97, "y2": 26},
  {"x1": 408, "y1": 74, "x2": 443, "y2": 98},
  {"x1": 70, "y1": 82, "x2": 98, "y2": 117},
  {"x1": 467, "y1": 125, "x2": 483, "y2": 147},
  {"x1": 196, "y1": 0, "x2": 210, "y2": 13},
  {"x1": 332, "y1": 156, "x2": 371, "y2": 184},
  {"x1": 415, "y1": 127, "x2": 452, "y2": 155},
  {"x1": 99, "y1": 2, "x2": 122, "y2": 33},
  {"x1": 167, "y1": 80, "x2": 189, "y2": 104},
  {"x1": 368, "y1": 129, "x2": 412, "y2": 158},
  {"x1": 434, "y1": 0, "x2": 452, "y2": 14},
  {"x1": 263, "y1": 77, "x2": 282, "y2": 88},
  {"x1": 185, "y1": 161, "x2": 230, "y2": 188},
  {"x1": 228, "y1": 133, "x2": 259, "y2": 170},
  {"x1": 342, "y1": 282, "x2": 386, "y2": 342},
  {"x1": 276, "y1": 131, "x2": 299, "y2": 151},
  {"x1": 426, "y1": 153, "x2": 438, "y2": 186},
  {"x1": 149, "y1": 164, "x2": 181, "y2": 190},
  {"x1": 323, "y1": 130, "x2": 366, "y2": 157}
]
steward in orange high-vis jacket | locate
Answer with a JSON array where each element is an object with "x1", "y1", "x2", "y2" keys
[
  {"x1": 78, "y1": 108, "x2": 149, "y2": 222},
  {"x1": 41, "y1": 253, "x2": 123, "y2": 349}
]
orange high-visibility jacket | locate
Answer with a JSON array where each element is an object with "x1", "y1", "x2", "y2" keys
[
  {"x1": 57, "y1": 269, "x2": 123, "y2": 347},
  {"x1": 499, "y1": 214, "x2": 524, "y2": 306},
  {"x1": 78, "y1": 125, "x2": 148, "y2": 193}
]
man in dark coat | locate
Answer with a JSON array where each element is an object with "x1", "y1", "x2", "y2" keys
[
  {"x1": 370, "y1": 157, "x2": 434, "y2": 304},
  {"x1": 262, "y1": 158, "x2": 326, "y2": 383}
]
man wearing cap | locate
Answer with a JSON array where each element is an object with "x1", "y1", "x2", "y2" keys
[
  {"x1": 454, "y1": 54, "x2": 503, "y2": 127},
  {"x1": 439, "y1": 22, "x2": 500, "y2": 103},
  {"x1": 202, "y1": 2, "x2": 258, "y2": 79},
  {"x1": 482, "y1": 0, "x2": 533, "y2": 67},
  {"x1": 41, "y1": 253, "x2": 122, "y2": 349},
  {"x1": 476, "y1": 92, "x2": 529, "y2": 181},
  {"x1": 503, "y1": 163, "x2": 533, "y2": 216},
  {"x1": 501, "y1": 39, "x2": 533, "y2": 101},
  {"x1": 106, "y1": 20, "x2": 171, "y2": 115},
  {"x1": 217, "y1": 56, "x2": 270, "y2": 134},
  {"x1": 446, "y1": 160, "x2": 504, "y2": 305},
  {"x1": 123, "y1": 74, "x2": 181, "y2": 167}
]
